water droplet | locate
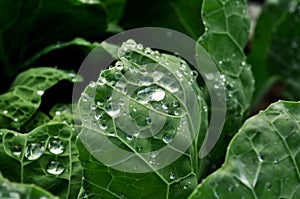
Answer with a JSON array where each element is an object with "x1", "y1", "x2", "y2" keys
[
  {"x1": 115, "y1": 61, "x2": 124, "y2": 70},
  {"x1": 89, "y1": 81, "x2": 97, "y2": 88},
  {"x1": 12, "y1": 145, "x2": 22, "y2": 157},
  {"x1": 163, "y1": 134, "x2": 173, "y2": 144},
  {"x1": 97, "y1": 100, "x2": 104, "y2": 107},
  {"x1": 265, "y1": 182, "x2": 272, "y2": 191},
  {"x1": 175, "y1": 71, "x2": 183, "y2": 80},
  {"x1": 133, "y1": 132, "x2": 140, "y2": 137},
  {"x1": 169, "y1": 171, "x2": 175, "y2": 180},
  {"x1": 274, "y1": 159, "x2": 278, "y2": 164},
  {"x1": 81, "y1": 93, "x2": 89, "y2": 102},
  {"x1": 205, "y1": 73, "x2": 214, "y2": 80},
  {"x1": 180, "y1": 64, "x2": 187, "y2": 71},
  {"x1": 3, "y1": 110, "x2": 8, "y2": 114},
  {"x1": 99, "y1": 123, "x2": 107, "y2": 130},
  {"x1": 172, "y1": 101, "x2": 179, "y2": 107},
  {"x1": 144, "y1": 47, "x2": 154, "y2": 55},
  {"x1": 55, "y1": 111, "x2": 61, "y2": 115},
  {"x1": 46, "y1": 161, "x2": 65, "y2": 175},
  {"x1": 14, "y1": 118, "x2": 18, "y2": 122},
  {"x1": 241, "y1": 61, "x2": 246, "y2": 66},
  {"x1": 162, "y1": 103, "x2": 168, "y2": 110},
  {"x1": 258, "y1": 154, "x2": 264, "y2": 162},
  {"x1": 25, "y1": 143, "x2": 44, "y2": 160},
  {"x1": 37, "y1": 90, "x2": 44, "y2": 96},
  {"x1": 90, "y1": 104, "x2": 97, "y2": 110},
  {"x1": 98, "y1": 77, "x2": 107, "y2": 85},
  {"x1": 137, "y1": 86, "x2": 166, "y2": 102},
  {"x1": 218, "y1": 60, "x2": 223, "y2": 65},
  {"x1": 48, "y1": 140, "x2": 64, "y2": 155},
  {"x1": 126, "y1": 134, "x2": 133, "y2": 141},
  {"x1": 126, "y1": 39, "x2": 137, "y2": 49},
  {"x1": 145, "y1": 117, "x2": 152, "y2": 124}
]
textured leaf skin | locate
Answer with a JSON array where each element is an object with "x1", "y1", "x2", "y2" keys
[
  {"x1": 77, "y1": 42, "x2": 208, "y2": 199},
  {"x1": 0, "y1": 172, "x2": 59, "y2": 199},
  {"x1": 0, "y1": 67, "x2": 81, "y2": 131},
  {"x1": 0, "y1": 122, "x2": 82, "y2": 199},
  {"x1": 0, "y1": 0, "x2": 107, "y2": 77},
  {"x1": 189, "y1": 100, "x2": 300, "y2": 198},
  {"x1": 199, "y1": 0, "x2": 254, "y2": 175}
]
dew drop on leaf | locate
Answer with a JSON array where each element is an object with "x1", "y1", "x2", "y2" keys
[
  {"x1": 145, "y1": 117, "x2": 152, "y2": 124},
  {"x1": 46, "y1": 161, "x2": 65, "y2": 175},
  {"x1": 48, "y1": 139, "x2": 64, "y2": 155},
  {"x1": 25, "y1": 143, "x2": 44, "y2": 160},
  {"x1": 12, "y1": 145, "x2": 22, "y2": 157},
  {"x1": 3, "y1": 110, "x2": 8, "y2": 114},
  {"x1": 163, "y1": 134, "x2": 173, "y2": 144},
  {"x1": 37, "y1": 90, "x2": 44, "y2": 96},
  {"x1": 169, "y1": 171, "x2": 175, "y2": 180},
  {"x1": 126, "y1": 134, "x2": 133, "y2": 141}
]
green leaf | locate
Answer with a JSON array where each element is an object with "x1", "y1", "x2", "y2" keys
[
  {"x1": 0, "y1": 122, "x2": 82, "y2": 199},
  {"x1": 266, "y1": 0, "x2": 300, "y2": 100},
  {"x1": 189, "y1": 100, "x2": 300, "y2": 198},
  {"x1": 101, "y1": 0, "x2": 126, "y2": 24},
  {"x1": 0, "y1": 0, "x2": 107, "y2": 77},
  {"x1": 77, "y1": 40, "x2": 208, "y2": 198},
  {"x1": 0, "y1": 172, "x2": 59, "y2": 199},
  {"x1": 0, "y1": 67, "x2": 81, "y2": 131},
  {"x1": 120, "y1": 0, "x2": 204, "y2": 39},
  {"x1": 248, "y1": 0, "x2": 292, "y2": 105},
  {"x1": 22, "y1": 111, "x2": 50, "y2": 133},
  {"x1": 198, "y1": 0, "x2": 254, "y2": 174}
]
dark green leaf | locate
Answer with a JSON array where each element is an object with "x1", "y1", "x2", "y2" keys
[
  {"x1": 189, "y1": 100, "x2": 300, "y2": 198},
  {"x1": 266, "y1": 1, "x2": 300, "y2": 100},
  {"x1": 0, "y1": 0, "x2": 107, "y2": 77},
  {"x1": 248, "y1": 0, "x2": 292, "y2": 105},
  {"x1": 77, "y1": 41, "x2": 208, "y2": 198},
  {"x1": 0, "y1": 172, "x2": 59, "y2": 199},
  {"x1": 120, "y1": 0, "x2": 204, "y2": 39}
]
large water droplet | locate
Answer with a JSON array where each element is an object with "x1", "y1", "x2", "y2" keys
[
  {"x1": 137, "y1": 86, "x2": 166, "y2": 102},
  {"x1": 48, "y1": 139, "x2": 64, "y2": 155},
  {"x1": 25, "y1": 143, "x2": 44, "y2": 160},
  {"x1": 46, "y1": 161, "x2": 65, "y2": 175}
]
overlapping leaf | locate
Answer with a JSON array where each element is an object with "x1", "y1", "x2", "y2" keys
[
  {"x1": 0, "y1": 172, "x2": 59, "y2": 199},
  {"x1": 198, "y1": 0, "x2": 254, "y2": 174},
  {"x1": 0, "y1": 67, "x2": 81, "y2": 131},
  {"x1": 77, "y1": 41, "x2": 208, "y2": 198},
  {"x1": 189, "y1": 100, "x2": 300, "y2": 198}
]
